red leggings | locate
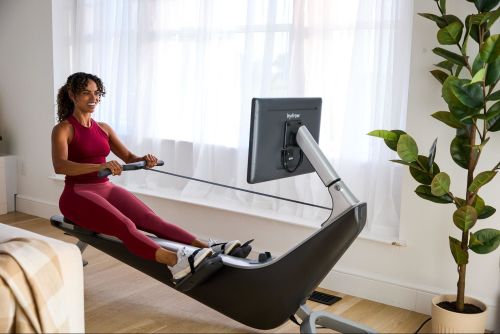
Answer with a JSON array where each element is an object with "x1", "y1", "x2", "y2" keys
[{"x1": 59, "y1": 182, "x2": 196, "y2": 260}]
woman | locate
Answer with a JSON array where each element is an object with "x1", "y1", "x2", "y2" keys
[{"x1": 52, "y1": 72, "x2": 245, "y2": 282}]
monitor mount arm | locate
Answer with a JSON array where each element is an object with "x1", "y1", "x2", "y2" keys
[{"x1": 295, "y1": 125, "x2": 359, "y2": 207}]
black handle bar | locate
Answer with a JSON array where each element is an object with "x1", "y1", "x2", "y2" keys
[{"x1": 97, "y1": 160, "x2": 165, "y2": 178}]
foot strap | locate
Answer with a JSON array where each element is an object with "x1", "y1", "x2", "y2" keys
[
  {"x1": 211, "y1": 242, "x2": 227, "y2": 254},
  {"x1": 175, "y1": 254, "x2": 224, "y2": 292},
  {"x1": 187, "y1": 248, "x2": 202, "y2": 274}
]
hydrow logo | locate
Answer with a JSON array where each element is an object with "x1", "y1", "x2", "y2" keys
[{"x1": 286, "y1": 113, "x2": 301, "y2": 119}]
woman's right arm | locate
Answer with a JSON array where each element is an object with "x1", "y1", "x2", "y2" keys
[{"x1": 51, "y1": 123, "x2": 121, "y2": 176}]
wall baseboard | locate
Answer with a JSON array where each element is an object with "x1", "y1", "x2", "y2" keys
[
  {"x1": 322, "y1": 269, "x2": 498, "y2": 331},
  {"x1": 14, "y1": 194, "x2": 498, "y2": 331},
  {"x1": 15, "y1": 194, "x2": 59, "y2": 220}
]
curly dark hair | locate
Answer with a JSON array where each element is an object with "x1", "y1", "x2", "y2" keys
[{"x1": 56, "y1": 72, "x2": 106, "y2": 123}]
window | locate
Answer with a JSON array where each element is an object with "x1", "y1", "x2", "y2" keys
[{"x1": 53, "y1": 0, "x2": 414, "y2": 241}]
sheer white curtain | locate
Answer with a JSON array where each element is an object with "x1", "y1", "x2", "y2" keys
[{"x1": 53, "y1": 0, "x2": 413, "y2": 240}]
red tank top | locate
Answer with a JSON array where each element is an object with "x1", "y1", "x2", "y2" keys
[{"x1": 65, "y1": 115, "x2": 111, "y2": 184}]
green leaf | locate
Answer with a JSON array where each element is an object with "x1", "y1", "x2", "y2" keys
[
  {"x1": 467, "y1": 12, "x2": 484, "y2": 26},
  {"x1": 472, "y1": 54, "x2": 485, "y2": 76},
  {"x1": 440, "y1": 0, "x2": 446, "y2": 14},
  {"x1": 467, "y1": 14, "x2": 490, "y2": 44},
  {"x1": 467, "y1": 9, "x2": 500, "y2": 28},
  {"x1": 486, "y1": 58, "x2": 500, "y2": 85},
  {"x1": 468, "y1": 171, "x2": 497, "y2": 193},
  {"x1": 418, "y1": 13, "x2": 447, "y2": 28},
  {"x1": 474, "y1": 0, "x2": 500, "y2": 12},
  {"x1": 367, "y1": 130, "x2": 408, "y2": 151},
  {"x1": 486, "y1": 101, "x2": 500, "y2": 120},
  {"x1": 469, "y1": 232, "x2": 482, "y2": 247},
  {"x1": 450, "y1": 135, "x2": 470, "y2": 169},
  {"x1": 472, "y1": 195, "x2": 485, "y2": 216},
  {"x1": 436, "y1": 60, "x2": 455, "y2": 72},
  {"x1": 449, "y1": 236, "x2": 468, "y2": 265},
  {"x1": 455, "y1": 65, "x2": 465, "y2": 77},
  {"x1": 482, "y1": 8, "x2": 500, "y2": 29},
  {"x1": 489, "y1": 115, "x2": 500, "y2": 131},
  {"x1": 384, "y1": 130, "x2": 406, "y2": 151},
  {"x1": 477, "y1": 136, "x2": 490, "y2": 149},
  {"x1": 453, "y1": 205, "x2": 478, "y2": 231},
  {"x1": 437, "y1": 22, "x2": 464, "y2": 45},
  {"x1": 433, "y1": 48, "x2": 467, "y2": 66},
  {"x1": 470, "y1": 68, "x2": 486, "y2": 84},
  {"x1": 456, "y1": 126, "x2": 470, "y2": 138},
  {"x1": 431, "y1": 69, "x2": 449, "y2": 84},
  {"x1": 389, "y1": 159, "x2": 411, "y2": 166},
  {"x1": 415, "y1": 185, "x2": 453, "y2": 203},
  {"x1": 397, "y1": 134, "x2": 419, "y2": 163},
  {"x1": 469, "y1": 229, "x2": 500, "y2": 254},
  {"x1": 487, "y1": 101, "x2": 500, "y2": 131},
  {"x1": 444, "y1": 103, "x2": 468, "y2": 122},
  {"x1": 455, "y1": 197, "x2": 466, "y2": 208},
  {"x1": 487, "y1": 90, "x2": 500, "y2": 101},
  {"x1": 431, "y1": 111, "x2": 465, "y2": 129},
  {"x1": 428, "y1": 138, "x2": 438, "y2": 173},
  {"x1": 410, "y1": 156, "x2": 440, "y2": 184},
  {"x1": 442, "y1": 76, "x2": 483, "y2": 115},
  {"x1": 450, "y1": 81, "x2": 484, "y2": 109},
  {"x1": 478, "y1": 205, "x2": 496, "y2": 219},
  {"x1": 443, "y1": 15, "x2": 463, "y2": 26},
  {"x1": 449, "y1": 107, "x2": 474, "y2": 124},
  {"x1": 420, "y1": 13, "x2": 462, "y2": 28},
  {"x1": 489, "y1": 123, "x2": 500, "y2": 132},
  {"x1": 367, "y1": 130, "x2": 398, "y2": 141},
  {"x1": 431, "y1": 172, "x2": 451, "y2": 196},
  {"x1": 480, "y1": 34, "x2": 500, "y2": 64}
]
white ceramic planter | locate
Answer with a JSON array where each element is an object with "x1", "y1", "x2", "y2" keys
[{"x1": 431, "y1": 294, "x2": 487, "y2": 333}]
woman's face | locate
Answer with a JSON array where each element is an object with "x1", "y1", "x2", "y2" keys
[{"x1": 71, "y1": 79, "x2": 102, "y2": 114}]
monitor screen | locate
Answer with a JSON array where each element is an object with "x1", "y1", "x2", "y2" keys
[{"x1": 247, "y1": 97, "x2": 322, "y2": 184}]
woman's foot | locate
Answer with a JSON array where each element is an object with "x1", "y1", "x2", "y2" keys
[{"x1": 168, "y1": 247, "x2": 213, "y2": 281}]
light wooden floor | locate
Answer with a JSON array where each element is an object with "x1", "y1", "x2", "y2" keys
[{"x1": 1, "y1": 212, "x2": 432, "y2": 333}]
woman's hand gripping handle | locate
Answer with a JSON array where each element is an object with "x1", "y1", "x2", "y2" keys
[{"x1": 97, "y1": 160, "x2": 165, "y2": 178}]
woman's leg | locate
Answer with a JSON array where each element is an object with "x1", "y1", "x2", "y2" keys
[
  {"x1": 104, "y1": 184, "x2": 250, "y2": 256},
  {"x1": 105, "y1": 183, "x2": 207, "y2": 247},
  {"x1": 60, "y1": 183, "x2": 176, "y2": 262}
]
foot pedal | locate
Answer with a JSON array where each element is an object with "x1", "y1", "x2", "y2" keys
[
  {"x1": 308, "y1": 290, "x2": 342, "y2": 305},
  {"x1": 229, "y1": 239, "x2": 254, "y2": 258},
  {"x1": 174, "y1": 254, "x2": 223, "y2": 292}
]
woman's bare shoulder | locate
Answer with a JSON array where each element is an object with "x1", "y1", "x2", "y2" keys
[
  {"x1": 97, "y1": 121, "x2": 114, "y2": 136},
  {"x1": 53, "y1": 120, "x2": 72, "y2": 131},
  {"x1": 52, "y1": 120, "x2": 73, "y2": 138},
  {"x1": 97, "y1": 121, "x2": 110, "y2": 128}
]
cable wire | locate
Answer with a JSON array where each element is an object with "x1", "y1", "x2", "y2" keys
[
  {"x1": 414, "y1": 317, "x2": 431, "y2": 333},
  {"x1": 145, "y1": 168, "x2": 332, "y2": 211}
]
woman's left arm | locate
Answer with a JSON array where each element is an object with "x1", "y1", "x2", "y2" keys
[{"x1": 99, "y1": 122, "x2": 158, "y2": 167}]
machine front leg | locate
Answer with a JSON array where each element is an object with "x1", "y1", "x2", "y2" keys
[
  {"x1": 76, "y1": 240, "x2": 89, "y2": 266},
  {"x1": 295, "y1": 304, "x2": 377, "y2": 334}
]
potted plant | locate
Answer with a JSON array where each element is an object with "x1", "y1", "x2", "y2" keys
[{"x1": 369, "y1": 0, "x2": 499, "y2": 331}]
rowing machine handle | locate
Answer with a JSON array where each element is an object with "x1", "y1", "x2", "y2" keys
[{"x1": 97, "y1": 160, "x2": 165, "y2": 178}]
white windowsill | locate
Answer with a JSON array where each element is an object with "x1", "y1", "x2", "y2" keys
[{"x1": 49, "y1": 174, "x2": 406, "y2": 246}]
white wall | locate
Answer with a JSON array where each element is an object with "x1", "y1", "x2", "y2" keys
[
  {"x1": 0, "y1": 0, "x2": 498, "y2": 330},
  {"x1": 0, "y1": 0, "x2": 57, "y2": 202}
]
